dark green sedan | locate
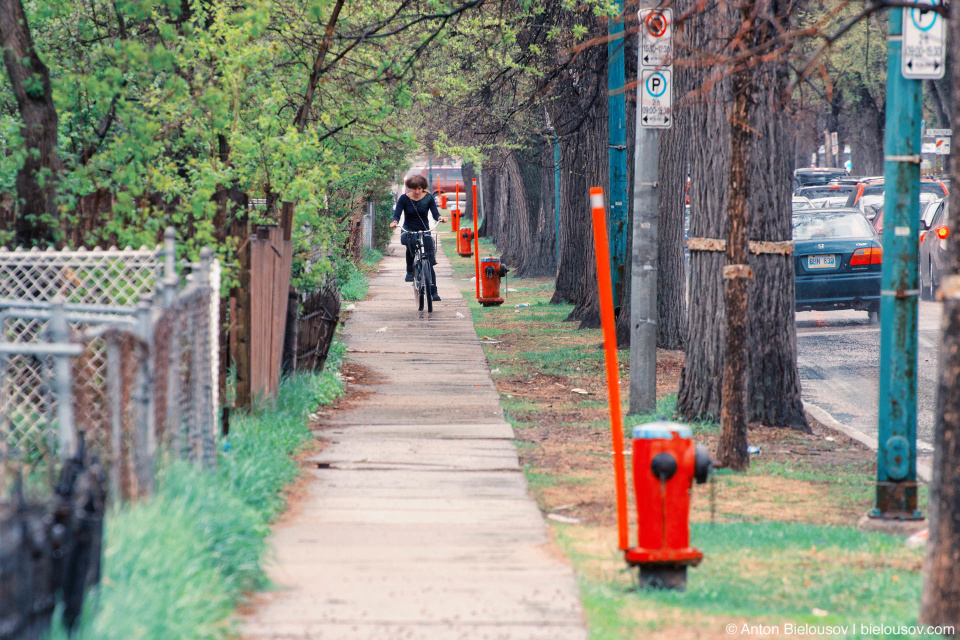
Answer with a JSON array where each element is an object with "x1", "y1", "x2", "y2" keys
[{"x1": 793, "y1": 209, "x2": 882, "y2": 322}]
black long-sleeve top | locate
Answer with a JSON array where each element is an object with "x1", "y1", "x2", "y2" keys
[{"x1": 393, "y1": 193, "x2": 439, "y2": 231}]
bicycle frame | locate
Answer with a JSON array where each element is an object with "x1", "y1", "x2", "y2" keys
[{"x1": 402, "y1": 228, "x2": 436, "y2": 312}]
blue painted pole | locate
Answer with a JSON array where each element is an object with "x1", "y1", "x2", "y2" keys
[
  {"x1": 874, "y1": 7, "x2": 922, "y2": 519},
  {"x1": 554, "y1": 135, "x2": 561, "y2": 266},
  {"x1": 608, "y1": 0, "x2": 628, "y2": 309}
]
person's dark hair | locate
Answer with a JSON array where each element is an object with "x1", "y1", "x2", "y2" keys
[{"x1": 405, "y1": 175, "x2": 428, "y2": 190}]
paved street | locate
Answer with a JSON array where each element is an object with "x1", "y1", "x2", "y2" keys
[
  {"x1": 244, "y1": 231, "x2": 587, "y2": 640},
  {"x1": 797, "y1": 301, "x2": 942, "y2": 451}
]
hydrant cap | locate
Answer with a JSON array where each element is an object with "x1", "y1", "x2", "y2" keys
[{"x1": 632, "y1": 421, "x2": 692, "y2": 440}]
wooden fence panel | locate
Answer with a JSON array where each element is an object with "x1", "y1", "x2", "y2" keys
[{"x1": 246, "y1": 225, "x2": 293, "y2": 403}]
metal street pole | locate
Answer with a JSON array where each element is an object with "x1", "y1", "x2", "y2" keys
[
  {"x1": 874, "y1": 7, "x2": 922, "y2": 520},
  {"x1": 629, "y1": 5, "x2": 671, "y2": 414},
  {"x1": 608, "y1": 0, "x2": 629, "y2": 310}
]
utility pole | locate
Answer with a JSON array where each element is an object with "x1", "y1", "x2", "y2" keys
[
  {"x1": 608, "y1": 0, "x2": 629, "y2": 310},
  {"x1": 629, "y1": 6, "x2": 672, "y2": 414},
  {"x1": 873, "y1": 4, "x2": 933, "y2": 520}
]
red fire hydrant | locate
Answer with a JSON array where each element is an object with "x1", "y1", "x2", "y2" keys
[
  {"x1": 440, "y1": 194, "x2": 448, "y2": 209},
  {"x1": 457, "y1": 227, "x2": 473, "y2": 257},
  {"x1": 478, "y1": 257, "x2": 507, "y2": 307},
  {"x1": 625, "y1": 422, "x2": 713, "y2": 589},
  {"x1": 451, "y1": 209, "x2": 461, "y2": 233}
]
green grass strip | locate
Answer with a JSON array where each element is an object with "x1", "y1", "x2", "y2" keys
[{"x1": 48, "y1": 356, "x2": 344, "y2": 640}]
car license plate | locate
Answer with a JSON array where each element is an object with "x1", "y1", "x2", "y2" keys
[{"x1": 807, "y1": 254, "x2": 836, "y2": 269}]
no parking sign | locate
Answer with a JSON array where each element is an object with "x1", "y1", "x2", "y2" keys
[{"x1": 639, "y1": 8, "x2": 673, "y2": 129}]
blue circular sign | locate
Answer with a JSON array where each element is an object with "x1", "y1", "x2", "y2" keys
[
  {"x1": 910, "y1": 0, "x2": 939, "y2": 32},
  {"x1": 645, "y1": 72, "x2": 667, "y2": 98}
]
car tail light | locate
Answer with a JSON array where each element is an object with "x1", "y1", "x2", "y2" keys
[
  {"x1": 936, "y1": 225, "x2": 949, "y2": 240},
  {"x1": 920, "y1": 231, "x2": 927, "y2": 244},
  {"x1": 851, "y1": 247, "x2": 882, "y2": 265}
]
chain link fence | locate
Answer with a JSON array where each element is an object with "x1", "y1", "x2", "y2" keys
[{"x1": 0, "y1": 231, "x2": 219, "y2": 501}]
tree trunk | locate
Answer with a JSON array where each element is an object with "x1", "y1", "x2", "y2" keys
[
  {"x1": 0, "y1": 0, "x2": 63, "y2": 246},
  {"x1": 678, "y1": 0, "x2": 807, "y2": 430},
  {"x1": 919, "y1": 23, "x2": 960, "y2": 629},
  {"x1": 654, "y1": 2, "x2": 690, "y2": 350},
  {"x1": 551, "y1": 100, "x2": 605, "y2": 328},
  {"x1": 717, "y1": 68, "x2": 753, "y2": 472},
  {"x1": 549, "y1": 36, "x2": 607, "y2": 328},
  {"x1": 677, "y1": 8, "x2": 730, "y2": 419}
]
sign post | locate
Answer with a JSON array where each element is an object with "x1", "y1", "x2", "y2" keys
[
  {"x1": 608, "y1": 0, "x2": 629, "y2": 309},
  {"x1": 874, "y1": 5, "x2": 929, "y2": 521},
  {"x1": 630, "y1": 6, "x2": 672, "y2": 414}
]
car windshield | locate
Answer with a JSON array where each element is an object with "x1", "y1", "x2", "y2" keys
[
  {"x1": 862, "y1": 184, "x2": 884, "y2": 197},
  {"x1": 920, "y1": 181, "x2": 945, "y2": 196},
  {"x1": 444, "y1": 168, "x2": 463, "y2": 180},
  {"x1": 797, "y1": 186, "x2": 855, "y2": 199},
  {"x1": 793, "y1": 197, "x2": 813, "y2": 210},
  {"x1": 793, "y1": 212, "x2": 876, "y2": 240}
]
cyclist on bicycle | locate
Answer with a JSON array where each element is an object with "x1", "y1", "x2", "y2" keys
[{"x1": 390, "y1": 175, "x2": 447, "y2": 301}]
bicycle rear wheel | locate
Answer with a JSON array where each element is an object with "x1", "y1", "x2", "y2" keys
[{"x1": 422, "y1": 257, "x2": 433, "y2": 313}]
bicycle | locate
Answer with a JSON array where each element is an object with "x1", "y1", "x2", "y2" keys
[{"x1": 402, "y1": 228, "x2": 437, "y2": 313}]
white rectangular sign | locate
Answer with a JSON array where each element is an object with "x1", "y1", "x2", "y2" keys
[
  {"x1": 830, "y1": 131, "x2": 839, "y2": 155},
  {"x1": 639, "y1": 9, "x2": 673, "y2": 67},
  {"x1": 936, "y1": 137, "x2": 951, "y2": 154},
  {"x1": 927, "y1": 128, "x2": 952, "y2": 137},
  {"x1": 902, "y1": 1, "x2": 945, "y2": 79},
  {"x1": 640, "y1": 69, "x2": 672, "y2": 129}
]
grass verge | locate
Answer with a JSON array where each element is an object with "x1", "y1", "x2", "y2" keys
[
  {"x1": 340, "y1": 247, "x2": 384, "y2": 301},
  {"x1": 439, "y1": 224, "x2": 931, "y2": 639},
  {"x1": 49, "y1": 347, "x2": 344, "y2": 640}
]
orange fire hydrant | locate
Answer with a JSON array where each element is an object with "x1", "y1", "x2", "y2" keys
[
  {"x1": 451, "y1": 209, "x2": 461, "y2": 233},
  {"x1": 478, "y1": 257, "x2": 507, "y2": 307},
  {"x1": 457, "y1": 227, "x2": 473, "y2": 257},
  {"x1": 441, "y1": 194, "x2": 448, "y2": 209},
  {"x1": 625, "y1": 422, "x2": 713, "y2": 589}
]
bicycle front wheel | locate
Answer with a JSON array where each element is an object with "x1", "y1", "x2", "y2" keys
[{"x1": 421, "y1": 257, "x2": 433, "y2": 313}]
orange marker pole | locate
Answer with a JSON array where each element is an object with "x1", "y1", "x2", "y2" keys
[
  {"x1": 473, "y1": 178, "x2": 481, "y2": 298},
  {"x1": 455, "y1": 181, "x2": 459, "y2": 212},
  {"x1": 590, "y1": 187, "x2": 629, "y2": 552}
]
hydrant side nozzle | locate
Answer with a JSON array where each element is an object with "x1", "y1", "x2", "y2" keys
[
  {"x1": 650, "y1": 452, "x2": 678, "y2": 482},
  {"x1": 694, "y1": 444, "x2": 713, "y2": 484}
]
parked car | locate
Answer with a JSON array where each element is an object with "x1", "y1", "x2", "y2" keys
[
  {"x1": 919, "y1": 197, "x2": 950, "y2": 300},
  {"x1": 793, "y1": 209, "x2": 882, "y2": 322},
  {"x1": 794, "y1": 184, "x2": 856, "y2": 200},
  {"x1": 870, "y1": 192, "x2": 941, "y2": 235},
  {"x1": 793, "y1": 168, "x2": 848, "y2": 190},
  {"x1": 413, "y1": 166, "x2": 464, "y2": 195},
  {"x1": 810, "y1": 196, "x2": 851, "y2": 209},
  {"x1": 845, "y1": 178, "x2": 949, "y2": 209}
]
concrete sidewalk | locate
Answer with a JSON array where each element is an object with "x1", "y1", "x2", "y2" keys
[{"x1": 243, "y1": 230, "x2": 587, "y2": 640}]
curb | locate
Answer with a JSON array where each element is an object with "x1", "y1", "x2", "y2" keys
[{"x1": 803, "y1": 401, "x2": 932, "y2": 483}]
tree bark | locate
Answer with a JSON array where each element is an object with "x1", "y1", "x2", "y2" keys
[
  {"x1": 919, "y1": 20, "x2": 960, "y2": 628},
  {"x1": 677, "y1": 8, "x2": 730, "y2": 420},
  {"x1": 717, "y1": 70, "x2": 753, "y2": 472},
  {"x1": 677, "y1": 0, "x2": 807, "y2": 430},
  {"x1": 0, "y1": 0, "x2": 63, "y2": 246},
  {"x1": 655, "y1": 3, "x2": 690, "y2": 350}
]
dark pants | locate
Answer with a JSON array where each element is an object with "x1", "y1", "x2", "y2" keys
[{"x1": 401, "y1": 232, "x2": 438, "y2": 292}]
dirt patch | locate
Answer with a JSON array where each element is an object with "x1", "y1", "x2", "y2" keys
[
  {"x1": 312, "y1": 360, "x2": 384, "y2": 424},
  {"x1": 656, "y1": 349, "x2": 684, "y2": 396}
]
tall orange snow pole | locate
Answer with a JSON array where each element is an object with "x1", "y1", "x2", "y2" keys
[
  {"x1": 590, "y1": 186, "x2": 629, "y2": 551},
  {"x1": 473, "y1": 178, "x2": 481, "y2": 299}
]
